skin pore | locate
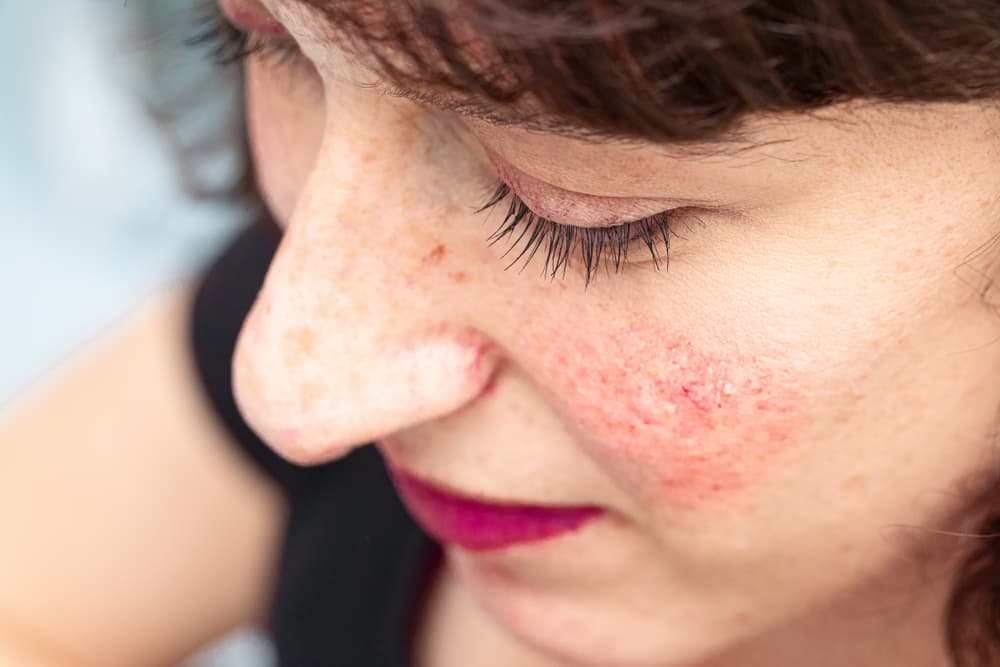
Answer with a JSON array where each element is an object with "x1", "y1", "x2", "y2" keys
[{"x1": 224, "y1": 0, "x2": 1000, "y2": 665}]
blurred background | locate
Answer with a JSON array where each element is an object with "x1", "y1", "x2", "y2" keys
[
  {"x1": 0, "y1": 0, "x2": 251, "y2": 408},
  {"x1": 0, "y1": 1, "x2": 271, "y2": 664}
]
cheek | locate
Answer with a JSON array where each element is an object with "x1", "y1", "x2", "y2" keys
[
  {"x1": 245, "y1": 62, "x2": 325, "y2": 223},
  {"x1": 525, "y1": 316, "x2": 811, "y2": 514}
]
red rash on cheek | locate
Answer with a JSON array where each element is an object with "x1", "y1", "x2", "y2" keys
[{"x1": 528, "y1": 318, "x2": 809, "y2": 513}]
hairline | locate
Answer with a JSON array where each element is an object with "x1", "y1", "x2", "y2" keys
[{"x1": 282, "y1": 0, "x2": 777, "y2": 157}]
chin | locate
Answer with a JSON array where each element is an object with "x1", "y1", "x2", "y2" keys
[{"x1": 450, "y1": 550, "x2": 726, "y2": 667}]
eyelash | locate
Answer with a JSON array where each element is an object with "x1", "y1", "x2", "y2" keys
[
  {"x1": 478, "y1": 183, "x2": 681, "y2": 287},
  {"x1": 189, "y1": 5, "x2": 683, "y2": 287}
]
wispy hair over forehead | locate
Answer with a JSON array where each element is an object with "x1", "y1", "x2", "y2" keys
[{"x1": 295, "y1": 0, "x2": 1000, "y2": 144}]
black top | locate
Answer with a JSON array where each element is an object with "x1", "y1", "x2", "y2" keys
[{"x1": 186, "y1": 218, "x2": 442, "y2": 667}]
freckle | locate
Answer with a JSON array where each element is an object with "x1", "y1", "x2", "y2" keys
[
  {"x1": 450, "y1": 271, "x2": 468, "y2": 283},
  {"x1": 421, "y1": 244, "x2": 447, "y2": 267},
  {"x1": 299, "y1": 379, "x2": 324, "y2": 410},
  {"x1": 844, "y1": 474, "x2": 868, "y2": 493},
  {"x1": 360, "y1": 151, "x2": 376, "y2": 164},
  {"x1": 283, "y1": 326, "x2": 318, "y2": 367}
]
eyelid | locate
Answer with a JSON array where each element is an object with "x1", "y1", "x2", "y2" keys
[
  {"x1": 218, "y1": 0, "x2": 289, "y2": 37},
  {"x1": 477, "y1": 180, "x2": 680, "y2": 285},
  {"x1": 487, "y1": 154, "x2": 688, "y2": 227},
  {"x1": 206, "y1": 2, "x2": 311, "y2": 72}
]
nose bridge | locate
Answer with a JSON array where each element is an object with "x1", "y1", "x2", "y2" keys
[{"x1": 232, "y1": 94, "x2": 500, "y2": 466}]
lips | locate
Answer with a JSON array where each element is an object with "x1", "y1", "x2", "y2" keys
[{"x1": 386, "y1": 465, "x2": 603, "y2": 552}]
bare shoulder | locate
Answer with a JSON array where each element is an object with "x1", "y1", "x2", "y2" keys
[{"x1": 0, "y1": 282, "x2": 287, "y2": 667}]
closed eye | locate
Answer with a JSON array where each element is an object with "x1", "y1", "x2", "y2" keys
[{"x1": 477, "y1": 182, "x2": 689, "y2": 287}]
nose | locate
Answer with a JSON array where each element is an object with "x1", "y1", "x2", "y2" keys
[{"x1": 232, "y1": 90, "x2": 500, "y2": 465}]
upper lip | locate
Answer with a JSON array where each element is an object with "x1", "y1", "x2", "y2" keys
[
  {"x1": 386, "y1": 463, "x2": 563, "y2": 510},
  {"x1": 384, "y1": 462, "x2": 604, "y2": 551},
  {"x1": 379, "y1": 448, "x2": 593, "y2": 510},
  {"x1": 375, "y1": 444, "x2": 541, "y2": 508},
  {"x1": 376, "y1": 443, "x2": 603, "y2": 511}
]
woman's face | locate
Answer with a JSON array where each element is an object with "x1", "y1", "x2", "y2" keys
[{"x1": 228, "y1": 1, "x2": 1000, "y2": 664}]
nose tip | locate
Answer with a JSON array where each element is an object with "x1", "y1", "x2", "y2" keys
[{"x1": 232, "y1": 314, "x2": 501, "y2": 466}]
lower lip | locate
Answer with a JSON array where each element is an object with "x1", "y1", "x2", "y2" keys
[{"x1": 386, "y1": 466, "x2": 603, "y2": 552}]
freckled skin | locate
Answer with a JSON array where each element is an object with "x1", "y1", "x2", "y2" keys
[
  {"x1": 237, "y1": 45, "x2": 1000, "y2": 667},
  {"x1": 422, "y1": 244, "x2": 448, "y2": 267},
  {"x1": 282, "y1": 325, "x2": 318, "y2": 367},
  {"x1": 523, "y1": 318, "x2": 807, "y2": 512}
]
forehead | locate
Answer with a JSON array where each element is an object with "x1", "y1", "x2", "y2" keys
[
  {"x1": 265, "y1": 0, "x2": 786, "y2": 147},
  {"x1": 266, "y1": 0, "x2": 996, "y2": 177},
  {"x1": 267, "y1": 0, "x2": 793, "y2": 154}
]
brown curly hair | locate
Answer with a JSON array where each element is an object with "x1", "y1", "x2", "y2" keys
[{"x1": 285, "y1": 0, "x2": 1000, "y2": 663}]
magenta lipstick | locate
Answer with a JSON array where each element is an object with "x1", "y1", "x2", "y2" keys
[{"x1": 386, "y1": 466, "x2": 603, "y2": 552}]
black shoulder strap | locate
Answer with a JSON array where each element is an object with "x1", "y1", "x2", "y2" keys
[{"x1": 272, "y1": 446, "x2": 441, "y2": 667}]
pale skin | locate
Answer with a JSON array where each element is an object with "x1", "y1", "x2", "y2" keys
[
  {"x1": 3, "y1": 1, "x2": 1000, "y2": 666},
  {"x1": 0, "y1": 287, "x2": 286, "y2": 666},
  {"x1": 235, "y1": 1, "x2": 1000, "y2": 665}
]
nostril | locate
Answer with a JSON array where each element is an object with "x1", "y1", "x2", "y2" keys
[
  {"x1": 462, "y1": 334, "x2": 504, "y2": 401},
  {"x1": 480, "y1": 363, "x2": 502, "y2": 397},
  {"x1": 465, "y1": 337, "x2": 495, "y2": 380}
]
